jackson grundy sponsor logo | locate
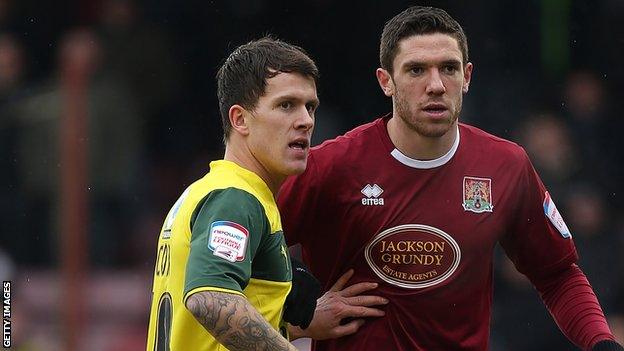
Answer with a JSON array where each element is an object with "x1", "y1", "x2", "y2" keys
[{"x1": 365, "y1": 224, "x2": 461, "y2": 289}]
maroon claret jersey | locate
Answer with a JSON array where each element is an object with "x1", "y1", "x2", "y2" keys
[{"x1": 278, "y1": 115, "x2": 578, "y2": 351}]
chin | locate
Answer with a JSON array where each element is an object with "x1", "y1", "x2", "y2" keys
[
  {"x1": 421, "y1": 126, "x2": 453, "y2": 138},
  {"x1": 409, "y1": 122, "x2": 451, "y2": 138},
  {"x1": 292, "y1": 162, "x2": 308, "y2": 175},
  {"x1": 414, "y1": 116, "x2": 457, "y2": 137},
  {"x1": 282, "y1": 162, "x2": 308, "y2": 176},
  {"x1": 290, "y1": 165, "x2": 308, "y2": 175}
]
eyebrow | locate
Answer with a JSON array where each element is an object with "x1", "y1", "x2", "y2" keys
[
  {"x1": 440, "y1": 59, "x2": 462, "y2": 66},
  {"x1": 275, "y1": 94, "x2": 319, "y2": 104},
  {"x1": 403, "y1": 58, "x2": 462, "y2": 67},
  {"x1": 275, "y1": 94, "x2": 318, "y2": 101}
]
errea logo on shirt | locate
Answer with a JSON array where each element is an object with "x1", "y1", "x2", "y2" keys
[{"x1": 361, "y1": 184, "x2": 384, "y2": 206}]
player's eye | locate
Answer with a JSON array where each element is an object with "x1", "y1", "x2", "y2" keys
[
  {"x1": 306, "y1": 103, "x2": 317, "y2": 114},
  {"x1": 410, "y1": 67, "x2": 424, "y2": 75},
  {"x1": 442, "y1": 65, "x2": 459, "y2": 75},
  {"x1": 279, "y1": 101, "x2": 293, "y2": 110}
]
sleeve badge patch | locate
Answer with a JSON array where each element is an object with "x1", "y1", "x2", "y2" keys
[
  {"x1": 462, "y1": 176, "x2": 493, "y2": 213},
  {"x1": 543, "y1": 191, "x2": 571, "y2": 238},
  {"x1": 208, "y1": 221, "x2": 249, "y2": 262},
  {"x1": 162, "y1": 187, "x2": 190, "y2": 238}
]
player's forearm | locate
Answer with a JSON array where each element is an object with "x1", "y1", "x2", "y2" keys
[
  {"x1": 531, "y1": 264, "x2": 616, "y2": 350},
  {"x1": 186, "y1": 290, "x2": 297, "y2": 351}
]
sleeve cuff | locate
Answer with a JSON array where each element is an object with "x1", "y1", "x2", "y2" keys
[
  {"x1": 591, "y1": 340, "x2": 624, "y2": 351},
  {"x1": 183, "y1": 286, "x2": 245, "y2": 304}
]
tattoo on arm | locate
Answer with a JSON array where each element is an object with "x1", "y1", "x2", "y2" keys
[{"x1": 186, "y1": 291, "x2": 295, "y2": 351}]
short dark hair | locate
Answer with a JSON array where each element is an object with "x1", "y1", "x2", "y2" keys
[
  {"x1": 380, "y1": 6, "x2": 469, "y2": 73},
  {"x1": 216, "y1": 36, "x2": 319, "y2": 142}
]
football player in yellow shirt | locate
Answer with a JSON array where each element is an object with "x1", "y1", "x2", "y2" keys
[{"x1": 146, "y1": 37, "x2": 387, "y2": 351}]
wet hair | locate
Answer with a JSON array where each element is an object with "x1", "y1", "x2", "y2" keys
[
  {"x1": 380, "y1": 6, "x2": 468, "y2": 73},
  {"x1": 216, "y1": 36, "x2": 319, "y2": 142}
]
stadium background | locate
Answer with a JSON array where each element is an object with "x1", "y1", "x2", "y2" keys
[{"x1": 0, "y1": 0, "x2": 622, "y2": 349}]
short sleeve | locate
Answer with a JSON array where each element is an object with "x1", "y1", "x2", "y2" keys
[
  {"x1": 183, "y1": 188, "x2": 268, "y2": 299},
  {"x1": 277, "y1": 152, "x2": 321, "y2": 246},
  {"x1": 500, "y1": 149, "x2": 578, "y2": 279}
]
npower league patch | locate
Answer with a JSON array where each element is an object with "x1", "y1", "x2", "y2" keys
[
  {"x1": 208, "y1": 221, "x2": 249, "y2": 262},
  {"x1": 543, "y1": 191, "x2": 571, "y2": 239}
]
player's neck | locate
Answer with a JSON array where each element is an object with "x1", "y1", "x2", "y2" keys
[
  {"x1": 387, "y1": 116, "x2": 457, "y2": 160},
  {"x1": 223, "y1": 144, "x2": 282, "y2": 196}
]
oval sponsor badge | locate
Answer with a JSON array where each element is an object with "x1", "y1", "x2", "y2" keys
[{"x1": 364, "y1": 224, "x2": 461, "y2": 289}]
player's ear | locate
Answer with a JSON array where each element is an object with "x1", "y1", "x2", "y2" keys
[
  {"x1": 462, "y1": 62, "x2": 473, "y2": 94},
  {"x1": 229, "y1": 104, "x2": 250, "y2": 136},
  {"x1": 376, "y1": 68, "x2": 394, "y2": 97}
]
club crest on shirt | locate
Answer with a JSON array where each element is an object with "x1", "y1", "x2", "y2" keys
[
  {"x1": 462, "y1": 176, "x2": 493, "y2": 213},
  {"x1": 208, "y1": 221, "x2": 249, "y2": 262}
]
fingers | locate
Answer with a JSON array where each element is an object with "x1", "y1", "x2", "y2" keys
[
  {"x1": 341, "y1": 305, "x2": 386, "y2": 318},
  {"x1": 340, "y1": 281, "x2": 379, "y2": 297},
  {"x1": 331, "y1": 319, "x2": 365, "y2": 338},
  {"x1": 328, "y1": 269, "x2": 354, "y2": 292},
  {"x1": 346, "y1": 295, "x2": 389, "y2": 307}
]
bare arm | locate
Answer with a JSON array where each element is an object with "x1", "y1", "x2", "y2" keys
[
  {"x1": 186, "y1": 290, "x2": 298, "y2": 351},
  {"x1": 289, "y1": 269, "x2": 388, "y2": 340}
]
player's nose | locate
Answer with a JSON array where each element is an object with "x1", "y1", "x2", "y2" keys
[
  {"x1": 295, "y1": 106, "x2": 314, "y2": 130},
  {"x1": 425, "y1": 69, "x2": 446, "y2": 95}
]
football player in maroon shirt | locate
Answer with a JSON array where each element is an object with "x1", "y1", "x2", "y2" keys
[{"x1": 278, "y1": 6, "x2": 623, "y2": 351}]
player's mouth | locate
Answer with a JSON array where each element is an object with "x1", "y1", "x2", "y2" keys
[
  {"x1": 288, "y1": 138, "x2": 310, "y2": 151},
  {"x1": 422, "y1": 103, "x2": 448, "y2": 118}
]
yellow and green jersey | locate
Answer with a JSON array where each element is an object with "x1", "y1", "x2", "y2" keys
[{"x1": 146, "y1": 160, "x2": 292, "y2": 351}]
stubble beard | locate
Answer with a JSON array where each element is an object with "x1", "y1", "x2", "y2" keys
[{"x1": 394, "y1": 89, "x2": 460, "y2": 138}]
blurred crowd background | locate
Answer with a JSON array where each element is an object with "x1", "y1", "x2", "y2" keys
[{"x1": 0, "y1": 0, "x2": 623, "y2": 350}]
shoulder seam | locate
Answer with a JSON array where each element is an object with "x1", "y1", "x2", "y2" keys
[{"x1": 189, "y1": 187, "x2": 268, "y2": 234}]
